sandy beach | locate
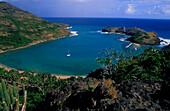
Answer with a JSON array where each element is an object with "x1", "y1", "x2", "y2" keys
[
  {"x1": 52, "y1": 74, "x2": 86, "y2": 79},
  {"x1": 0, "y1": 63, "x2": 86, "y2": 79},
  {"x1": 133, "y1": 43, "x2": 141, "y2": 47}
]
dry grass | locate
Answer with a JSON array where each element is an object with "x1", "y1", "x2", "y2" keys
[
  {"x1": 104, "y1": 79, "x2": 117, "y2": 99},
  {"x1": 104, "y1": 79, "x2": 112, "y2": 87},
  {"x1": 109, "y1": 86, "x2": 117, "y2": 99}
]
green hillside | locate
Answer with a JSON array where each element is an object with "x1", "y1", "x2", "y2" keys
[{"x1": 0, "y1": 2, "x2": 71, "y2": 52}]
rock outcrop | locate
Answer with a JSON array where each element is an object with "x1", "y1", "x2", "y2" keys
[
  {"x1": 102, "y1": 26, "x2": 161, "y2": 45},
  {"x1": 163, "y1": 44, "x2": 170, "y2": 50},
  {"x1": 44, "y1": 78, "x2": 170, "y2": 111},
  {"x1": 126, "y1": 31, "x2": 160, "y2": 45},
  {"x1": 102, "y1": 27, "x2": 126, "y2": 34}
]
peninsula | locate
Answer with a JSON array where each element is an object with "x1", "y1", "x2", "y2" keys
[
  {"x1": 102, "y1": 27, "x2": 160, "y2": 45},
  {"x1": 0, "y1": 1, "x2": 71, "y2": 53}
]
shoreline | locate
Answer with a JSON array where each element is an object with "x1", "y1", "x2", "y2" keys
[
  {"x1": 0, "y1": 35, "x2": 68, "y2": 54},
  {"x1": 51, "y1": 74, "x2": 86, "y2": 79},
  {"x1": 0, "y1": 34, "x2": 86, "y2": 79},
  {"x1": 0, "y1": 63, "x2": 86, "y2": 79}
]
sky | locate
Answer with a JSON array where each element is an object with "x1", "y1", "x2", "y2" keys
[{"x1": 1, "y1": 0, "x2": 170, "y2": 19}]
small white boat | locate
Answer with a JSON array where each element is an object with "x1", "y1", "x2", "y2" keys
[
  {"x1": 67, "y1": 53, "x2": 71, "y2": 57},
  {"x1": 66, "y1": 50, "x2": 71, "y2": 57}
]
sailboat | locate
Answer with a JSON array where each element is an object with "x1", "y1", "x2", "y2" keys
[{"x1": 66, "y1": 50, "x2": 71, "y2": 57}]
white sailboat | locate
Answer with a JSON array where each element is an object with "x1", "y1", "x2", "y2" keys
[{"x1": 67, "y1": 50, "x2": 71, "y2": 57}]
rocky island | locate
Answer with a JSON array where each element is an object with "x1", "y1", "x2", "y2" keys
[
  {"x1": 102, "y1": 27, "x2": 160, "y2": 45},
  {"x1": 0, "y1": 1, "x2": 71, "y2": 53}
]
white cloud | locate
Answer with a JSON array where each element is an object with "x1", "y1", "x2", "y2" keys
[
  {"x1": 125, "y1": 4, "x2": 136, "y2": 14},
  {"x1": 146, "y1": 5, "x2": 170, "y2": 15},
  {"x1": 162, "y1": 5, "x2": 170, "y2": 15},
  {"x1": 163, "y1": 10, "x2": 170, "y2": 14}
]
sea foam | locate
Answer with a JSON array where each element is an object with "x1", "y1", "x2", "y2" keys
[
  {"x1": 119, "y1": 38, "x2": 127, "y2": 42},
  {"x1": 96, "y1": 30, "x2": 109, "y2": 34},
  {"x1": 125, "y1": 43, "x2": 133, "y2": 48},
  {"x1": 70, "y1": 31, "x2": 79, "y2": 37},
  {"x1": 159, "y1": 37, "x2": 170, "y2": 46},
  {"x1": 66, "y1": 26, "x2": 72, "y2": 29}
]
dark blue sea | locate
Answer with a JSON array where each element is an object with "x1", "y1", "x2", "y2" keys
[{"x1": 0, "y1": 18, "x2": 170, "y2": 76}]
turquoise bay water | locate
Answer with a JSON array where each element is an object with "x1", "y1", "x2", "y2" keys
[{"x1": 0, "y1": 18, "x2": 170, "y2": 76}]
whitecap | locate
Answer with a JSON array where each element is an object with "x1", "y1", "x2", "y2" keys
[
  {"x1": 97, "y1": 30, "x2": 102, "y2": 33},
  {"x1": 119, "y1": 38, "x2": 126, "y2": 42},
  {"x1": 70, "y1": 31, "x2": 79, "y2": 37},
  {"x1": 126, "y1": 43, "x2": 133, "y2": 48},
  {"x1": 66, "y1": 26, "x2": 72, "y2": 29},
  {"x1": 101, "y1": 32, "x2": 109, "y2": 34},
  {"x1": 159, "y1": 37, "x2": 170, "y2": 46}
]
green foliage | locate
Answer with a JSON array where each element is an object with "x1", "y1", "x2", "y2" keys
[
  {"x1": 144, "y1": 32, "x2": 148, "y2": 35},
  {"x1": 97, "y1": 48, "x2": 136, "y2": 77},
  {"x1": 0, "y1": 79, "x2": 27, "y2": 111},
  {"x1": 13, "y1": 81, "x2": 18, "y2": 99},
  {"x1": 0, "y1": 69, "x2": 78, "y2": 110},
  {"x1": 144, "y1": 35, "x2": 150, "y2": 39},
  {"x1": 68, "y1": 76, "x2": 76, "y2": 81},
  {"x1": 1, "y1": 80, "x2": 11, "y2": 107},
  {"x1": 88, "y1": 86, "x2": 95, "y2": 92},
  {"x1": 77, "y1": 77, "x2": 84, "y2": 81},
  {"x1": 0, "y1": 35, "x2": 33, "y2": 48},
  {"x1": 0, "y1": 101, "x2": 1, "y2": 110},
  {"x1": 0, "y1": 85, "x2": 5, "y2": 102},
  {"x1": 97, "y1": 47, "x2": 170, "y2": 82},
  {"x1": 0, "y1": 3, "x2": 70, "y2": 51},
  {"x1": 9, "y1": 88, "x2": 15, "y2": 105},
  {"x1": 0, "y1": 1, "x2": 6, "y2": 3}
]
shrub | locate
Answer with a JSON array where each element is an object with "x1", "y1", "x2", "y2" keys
[
  {"x1": 108, "y1": 86, "x2": 117, "y2": 99},
  {"x1": 97, "y1": 47, "x2": 170, "y2": 82},
  {"x1": 88, "y1": 86, "x2": 95, "y2": 92},
  {"x1": 104, "y1": 79, "x2": 112, "y2": 86},
  {"x1": 144, "y1": 35, "x2": 150, "y2": 39}
]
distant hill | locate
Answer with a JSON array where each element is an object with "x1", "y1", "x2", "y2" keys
[{"x1": 0, "y1": 1, "x2": 71, "y2": 52}]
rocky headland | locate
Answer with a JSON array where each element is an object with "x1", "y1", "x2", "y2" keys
[{"x1": 102, "y1": 27, "x2": 161, "y2": 45}]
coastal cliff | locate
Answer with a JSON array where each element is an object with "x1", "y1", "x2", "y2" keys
[
  {"x1": 102, "y1": 26, "x2": 160, "y2": 45},
  {"x1": 0, "y1": 2, "x2": 71, "y2": 52}
]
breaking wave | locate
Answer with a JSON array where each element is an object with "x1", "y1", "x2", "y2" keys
[
  {"x1": 159, "y1": 37, "x2": 170, "y2": 46},
  {"x1": 70, "y1": 31, "x2": 79, "y2": 37}
]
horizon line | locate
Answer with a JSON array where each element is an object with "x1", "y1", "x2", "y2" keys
[{"x1": 41, "y1": 17, "x2": 170, "y2": 20}]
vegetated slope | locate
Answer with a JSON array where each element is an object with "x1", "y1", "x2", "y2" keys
[
  {"x1": 0, "y1": 47, "x2": 169, "y2": 111},
  {"x1": 126, "y1": 31, "x2": 160, "y2": 45},
  {"x1": 0, "y1": 1, "x2": 71, "y2": 52}
]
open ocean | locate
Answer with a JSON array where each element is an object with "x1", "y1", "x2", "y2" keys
[{"x1": 0, "y1": 18, "x2": 170, "y2": 76}]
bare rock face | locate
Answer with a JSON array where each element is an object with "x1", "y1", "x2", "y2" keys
[
  {"x1": 44, "y1": 78, "x2": 169, "y2": 111},
  {"x1": 102, "y1": 27, "x2": 126, "y2": 34}
]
